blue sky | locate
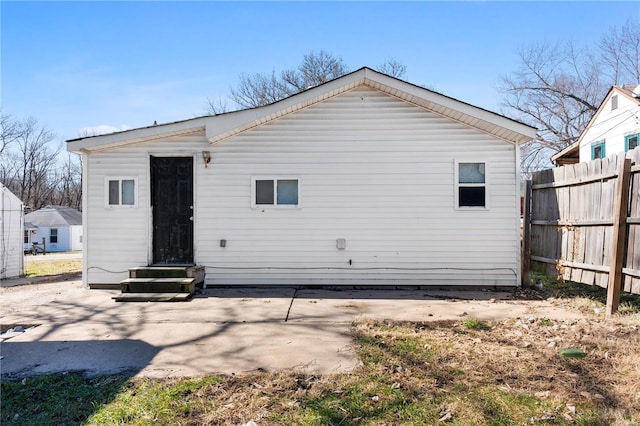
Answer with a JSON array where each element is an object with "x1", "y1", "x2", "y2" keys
[{"x1": 2, "y1": 1, "x2": 639, "y2": 144}]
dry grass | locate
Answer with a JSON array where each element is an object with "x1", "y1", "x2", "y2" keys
[
  {"x1": 3, "y1": 274, "x2": 640, "y2": 425},
  {"x1": 24, "y1": 258, "x2": 81, "y2": 278},
  {"x1": 79, "y1": 317, "x2": 640, "y2": 425}
]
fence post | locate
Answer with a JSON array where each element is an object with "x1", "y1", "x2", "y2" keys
[
  {"x1": 606, "y1": 158, "x2": 631, "y2": 316},
  {"x1": 522, "y1": 180, "x2": 532, "y2": 287}
]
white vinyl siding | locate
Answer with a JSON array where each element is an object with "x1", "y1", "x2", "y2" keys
[
  {"x1": 83, "y1": 87, "x2": 519, "y2": 287},
  {"x1": 1, "y1": 186, "x2": 24, "y2": 279}
]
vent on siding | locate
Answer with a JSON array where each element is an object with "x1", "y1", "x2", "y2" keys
[{"x1": 611, "y1": 95, "x2": 618, "y2": 111}]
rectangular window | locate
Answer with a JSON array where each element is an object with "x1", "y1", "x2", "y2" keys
[
  {"x1": 252, "y1": 177, "x2": 300, "y2": 207},
  {"x1": 106, "y1": 177, "x2": 137, "y2": 207},
  {"x1": 591, "y1": 141, "x2": 606, "y2": 160},
  {"x1": 456, "y1": 162, "x2": 487, "y2": 208},
  {"x1": 626, "y1": 133, "x2": 639, "y2": 152},
  {"x1": 611, "y1": 95, "x2": 618, "y2": 111},
  {"x1": 24, "y1": 230, "x2": 29, "y2": 244},
  {"x1": 50, "y1": 228, "x2": 58, "y2": 243}
]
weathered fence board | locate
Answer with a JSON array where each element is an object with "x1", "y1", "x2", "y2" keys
[{"x1": 526, "y1": 148, "x2": 640, "y2": 311}]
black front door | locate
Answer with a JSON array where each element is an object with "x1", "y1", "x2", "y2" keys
[{"x1": 151, "y1": 156, "x2": 194, "y2": 265}]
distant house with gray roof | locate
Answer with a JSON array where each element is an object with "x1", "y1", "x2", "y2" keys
[{"x1": 24, "y1": 205, "x2": 82, "y2": 252}]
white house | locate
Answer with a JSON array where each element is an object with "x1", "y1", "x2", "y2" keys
[
  {"x1": 67, "y1": 67, "x2": 536, "y2": 289},
  {"x1": 1, "y1": 183, "x2": 24, "y2": 279},
  {"x1": 24, "y1": 205, "x2": 83, "y2": 252},
  {"x1": 552, "y1": 85, "x2": 640, "y2": 166}
]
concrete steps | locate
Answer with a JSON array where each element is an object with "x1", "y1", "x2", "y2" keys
[
  {"x1": 115, "y1": 266, "x2": 205, "y2": 302},
  {"x1": 112, "y1": 292, "x2": 193, "y2": 302}
]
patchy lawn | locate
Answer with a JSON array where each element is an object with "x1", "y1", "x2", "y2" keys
[
  {"x1": 3, "y1": 314, "x2": 638, "y2": 425},
  {"x1": 3, "y1": 275, "x2": 639, "y2": 424},
  {"x1": 23, "y1": 259, "x2": 81, "y2": 278}
]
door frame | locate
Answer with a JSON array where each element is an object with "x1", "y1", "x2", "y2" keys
[{"x1": 147, "y1": 153, "x2": 197, "y2": 266}]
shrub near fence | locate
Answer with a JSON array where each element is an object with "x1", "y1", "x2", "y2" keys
[{"x1": 525, "y1": 148, "x2": 640, "y2": 312}]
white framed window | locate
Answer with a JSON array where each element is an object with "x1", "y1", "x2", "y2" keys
[
  {"x1": 251, "y1": 177, "x2": 300, "y2": 208},
  {"x1": 455, "y1": 161, "x2": 488, "y2": 209},
  {"x1": 50, "y1": 228, "x2": 58, "y2": 243},
  {"x1": 105, "y1": 177, "x2": 137, "y2": 207}
]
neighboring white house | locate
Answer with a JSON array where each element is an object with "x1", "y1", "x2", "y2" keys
[
  {"x1": 67, "y1": 67, "x2": 536, "y2": 288},
  {"x1": 24, "y1": 205, "x2": 83, "y2": 252},
  {"x1": 0, "y1": 183, "x2": 24, "y2": 279},
  {"x1": 552, "y1": 85, "x2": 640, "y2": 166}
]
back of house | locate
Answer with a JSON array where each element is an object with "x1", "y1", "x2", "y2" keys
[{"x1": 68, "y1": 68, "x2": 536, "y2": 289}]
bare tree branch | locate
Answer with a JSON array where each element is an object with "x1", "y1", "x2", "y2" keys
[
  {"x1": 500, "y1": 23, "x2": 640, "y2": 175},
  {"x1": 377, "y1": 58, "x2": 407, "y2": 78}
]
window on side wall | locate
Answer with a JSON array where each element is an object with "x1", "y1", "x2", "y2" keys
[
  {"x1": 106, "y1": 177, "x2": 137, "y2": 207},
  {"x1": 591, "y1": 141, "x2": 606, "y2": 160},
  {"x1": 50, "y1": 228, "x2": 58, "y2": 243},
  {"x1": 456, "y1": 162, "x2": 487, "y2": 209},
  {"x1": 252, "y1": 178, "x2": 300, "y2": 207},
  {"x1": 626, "y1": 134, "x2": 639, "y2": 152}
]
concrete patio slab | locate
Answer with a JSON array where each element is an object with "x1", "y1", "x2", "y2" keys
[{"x1": 0, "y1": 279, "x2": 586, "y2": 379}]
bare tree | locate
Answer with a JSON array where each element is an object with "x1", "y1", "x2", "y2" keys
[
  {"x1": 377, "y1": 58, "x2": 407, "y2": 78},
  {"x1": 229, "y1": 51, "x2": 349, "y2": 109},
  {"x1": 501, "y1": 20, "x2": 640, "y2": 175},
  {"x1": 230, "y1": 70, "x2": 292, "y2": 109},
  {"x1": 599, "y1": 20, "x2": 640, "y2": 84},
  {"x1": 0, "y1": 116, "x2": 66, "y2": 209},
  {"x1": 281, "y1": 50, "x2": 349, "y2": 92},
  {"x1": 215, "y1": 51, "x2": 409, "y2": 112},
  {"x1": 0, "y1": 112, "x2": 19, "y2": 155},
  {"x1": 54, "y1": 153, "x2": 82, "y2": 210},
  {"x1": 205, "y1": 98, "x2": 230, "y2": 115}
]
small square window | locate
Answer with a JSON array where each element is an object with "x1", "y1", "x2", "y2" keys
[
  {"x1": 50, "y1": 228, "x2": 58, "y2": 243},
  {"x1": 252, "y1": 178, "x2": 300, "y2": 207},
  {"x1": 106, "y1": 177, "x2": 137, "y2": 207},
  {"x1": 591, "y1": 141, "x2": 606, "y2": 160},
  {"x1": 626, "y1": 134, "x2": 638, "y2": 152},
  {"x1": 456, "y1": 162, "x2": 487, "y2": 209}
]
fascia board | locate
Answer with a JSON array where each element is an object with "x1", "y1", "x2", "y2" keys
[{"x1": 66, "y1": 117, "x2": 209, "y2": 153}]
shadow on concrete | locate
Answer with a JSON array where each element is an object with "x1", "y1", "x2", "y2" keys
[
  {"x1": 199, "y1": 286, "x2": 516, "y2": 301},
  {"x1": 0, "y1": 287, "x2": 360, "y2": 378},
  {"x1": 0, "y1": 339, "x2": 160, "y2": 378}
]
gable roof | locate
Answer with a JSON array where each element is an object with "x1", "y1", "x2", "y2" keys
[
  {"x1": 24, "y1": 205, "x2": 82, "y2": 227},
  {"x1": 550, "y1": 84, "x2": 640, "y2": 166},
  {"x1": 67, "y1": 67, "x2": 537, "y2": 152},
  {"x1": 1, "y1": 183, "x2": 23, "y2": 210}
]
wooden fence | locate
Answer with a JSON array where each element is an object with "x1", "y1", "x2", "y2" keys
[{"x1": 523, "y1": 148, "x2": 640, "y2": 314}]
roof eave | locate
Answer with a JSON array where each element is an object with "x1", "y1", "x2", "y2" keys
[{"x1": 66, "y1": 117, "x2": 209, "y2": 153}]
